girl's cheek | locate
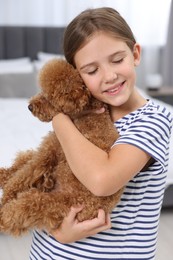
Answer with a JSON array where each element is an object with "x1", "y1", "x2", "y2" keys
[
  {"x1": 86, "y1": 81, "x2": 97, "y2": 92},
  {"x1": 82, "y1": 77, "x2": 93, "y2": 88}
]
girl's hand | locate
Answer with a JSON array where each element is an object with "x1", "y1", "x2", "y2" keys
[{"x1": 50, "y1": 205, "x2": 111, "y2": 244}]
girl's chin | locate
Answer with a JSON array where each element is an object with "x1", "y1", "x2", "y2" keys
[{"x1": 107, "y1": 95, "x2": 129, "y2": 107}]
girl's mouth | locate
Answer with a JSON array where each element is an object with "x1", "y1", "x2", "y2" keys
[{"x1": 104, "y1": 81, "x2": 125, "y2": 95}]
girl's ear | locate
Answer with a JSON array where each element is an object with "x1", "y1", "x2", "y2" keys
[{"x1": 133, "y1": 43, "x2": 141, "y2": 66}]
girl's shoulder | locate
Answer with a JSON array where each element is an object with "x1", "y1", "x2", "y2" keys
[
  {"x1": 146, "y1": 99, "x2": 173, "y2": 116},
  {"x1": 113, "y1": 99, "x2": 173, "y2": 169},
  {"x1": 115, "y1": 99, "x2": 173, "y2": 132}
]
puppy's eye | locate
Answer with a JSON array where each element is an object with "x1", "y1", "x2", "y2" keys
[{"x1": 82, "y1": 84, "x2": 87, "y2": 89}]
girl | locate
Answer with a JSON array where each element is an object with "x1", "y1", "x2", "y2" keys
[{"x1": 30, "y1": 7, "x2": 173, "y2": 260}]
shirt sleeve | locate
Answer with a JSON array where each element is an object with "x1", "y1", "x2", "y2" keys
[{"x1": 112, "y1": 110, "x2": 173, "y2": 172}]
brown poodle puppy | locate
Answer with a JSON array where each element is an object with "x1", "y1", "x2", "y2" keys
[{"x1": 0, "y1": 59, "x2": 123, "y2": 236}]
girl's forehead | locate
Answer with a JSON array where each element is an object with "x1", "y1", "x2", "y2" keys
[
  {"x1": 76, "y1": 31, "x2": 122, "y2": 54},
  {"x1": 74, "y1": 36, "x2": 130, "y2": 70},
  {"x1": 84, "y1": 31, "x2": 122, "y2": 45}
]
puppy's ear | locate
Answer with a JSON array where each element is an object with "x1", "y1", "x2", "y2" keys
[{"x1": 28, "y1": 93, "x2": 57, "y2": 122}]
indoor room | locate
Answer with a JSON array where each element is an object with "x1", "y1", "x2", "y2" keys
[{"x1": 0, "y1": 0, "x2": 173, "y2": 259}]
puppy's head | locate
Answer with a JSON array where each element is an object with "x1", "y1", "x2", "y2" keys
[
  {"x1": 28, "y1": 93, "x2": 57, "y2": 122},
  {"x1": 28, "y1": 59, "x2": 94, "y2": 122}
]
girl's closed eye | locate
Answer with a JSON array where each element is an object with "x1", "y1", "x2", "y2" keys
[
  {"x1": 88, "y1": 68, "x2": 98, "y2": 75},
  {"x1": 112, "y1": 57, "x2": 124, "y2": 64},
  {"x1": 112, "y1": 58, "x2": 124, "y2": 64}
]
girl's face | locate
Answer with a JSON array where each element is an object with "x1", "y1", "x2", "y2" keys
[{"x1": 74, "y1": 32, "x2": 141, "y2": 112}]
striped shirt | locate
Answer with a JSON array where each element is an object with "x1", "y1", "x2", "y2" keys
[{"x1": 29, "y1": 100, "x2": 173, "y2": 260}]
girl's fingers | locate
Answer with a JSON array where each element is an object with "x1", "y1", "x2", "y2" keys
[
  {"x1": 64, "y1": 205, "x2": 84, "y2": 226},
  {"x1": 78, "y1": 209, "x2": 111, "y2": 230},
  {"x1": 95, "y1": 107, "x2": 105, "y2": 114},
  {"x1": 81, "y1": 211, "x2": 111, "y2": 235},
  {"x1": 50, "y1": 208, "x2": 111, "y2": 243},
  {"x1": 67, "y1": 205, "x2": 84, "y2": 219}
]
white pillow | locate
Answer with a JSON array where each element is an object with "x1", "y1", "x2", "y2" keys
[
  {"x1": 34, "y1": 52, "x2": 65, "y2": 72},
  {"x1": 0, "y1": 57, "x2": 31, "y2": 65},
  {"x1": 33, "y1": 60, "x2": 46, "y2": 71},
  {"x1": 0, "y1": 57, "x2": 33, "y2": 74},
  {"x1": 37, "y1": 52, "x2": 64, "y2": 62}
]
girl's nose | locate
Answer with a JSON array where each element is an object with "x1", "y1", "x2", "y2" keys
[{"x1": 103, "y1": 68, "x2": 117, "y2": 84}]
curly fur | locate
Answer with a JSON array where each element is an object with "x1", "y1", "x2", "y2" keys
[{"x1": 0, "y1": 59, "x2": 123, "y2": 236}]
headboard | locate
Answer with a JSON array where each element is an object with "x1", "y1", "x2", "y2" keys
[
  {"x1": 0, "y1": 26, "x2": 66, "y2": 98},
  {"x1": 0, "y1": 26, "x2": 65, "y2": 60}
]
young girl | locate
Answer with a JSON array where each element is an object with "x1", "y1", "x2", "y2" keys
[{"x1": 29, "y1": 7, "x2": 173, "y2": 260}]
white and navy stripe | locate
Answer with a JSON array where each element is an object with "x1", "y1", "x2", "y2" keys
[{"x1": 30, "y1": 100, "x2": 173, "y2": 260}]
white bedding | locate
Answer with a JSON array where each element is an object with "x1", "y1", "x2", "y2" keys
[
  {"x1": 0, "y1": 96, "x2": 173, "y2": 187},
  {"x1": 0, "y1": 98, "x2": 51, "y2": 167}
]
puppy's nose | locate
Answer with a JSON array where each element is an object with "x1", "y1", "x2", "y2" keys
[{"x1": 28, "y1": 104, "x2": 33, "y2": 112}]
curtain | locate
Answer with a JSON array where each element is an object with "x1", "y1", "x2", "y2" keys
[
  {"x1": 162, "y1": 0, "x2": 173, "y2": 86},
  {"x1": 0, "y1": 0, "x2": 172, "y2": 89},
  {"x1": 0, "y1": 0, "x2": 171, "y2": 47}
]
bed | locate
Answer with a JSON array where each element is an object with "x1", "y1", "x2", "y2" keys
[
  {"x1": 0, "y1": 26, "x2": 65, "y2": 98},
  {"x1": 0, "y1": 93, "x2": 173, "y2": 207}
]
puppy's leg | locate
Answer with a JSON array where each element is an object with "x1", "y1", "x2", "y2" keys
[
  {"x1": 2, "y1": 145, "x2": 59, "y2": 205},
  {"x1": 0, "y1": 150, "x2": 34, "y2": 188},
  {"x1": 0, "y1": 189, "x2": 72, "y2": 236}
]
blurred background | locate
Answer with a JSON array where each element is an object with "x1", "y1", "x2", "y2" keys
[
  {"x1": 0, "y1": 0, "x2": 172, "y2": 90},
  {"x1": 0, "y1": 1, "x2": 173, "y2": 260}
]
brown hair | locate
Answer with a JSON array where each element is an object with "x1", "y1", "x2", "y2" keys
[{"x1": 63, "y1": 7, "x2": 136, "y2": 66}]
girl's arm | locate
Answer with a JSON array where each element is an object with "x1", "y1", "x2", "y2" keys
[{"x1": 52, "y1": 113, "x2": 151, "y2": 197}]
